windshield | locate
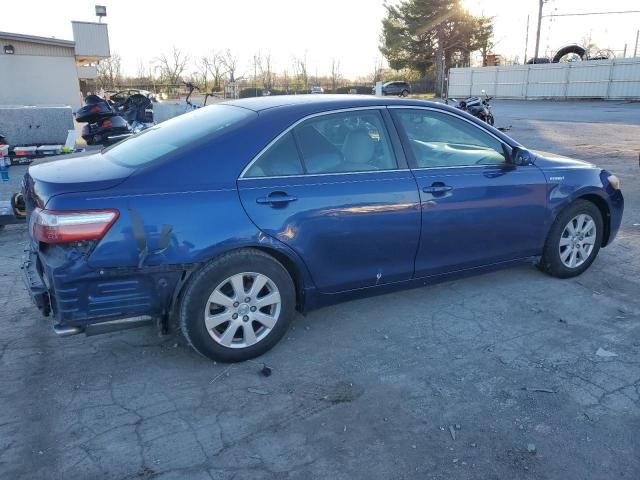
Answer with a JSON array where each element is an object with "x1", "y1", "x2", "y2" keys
[{"x1": 103, "y1": 104, "x2": 255, "y2": 167}]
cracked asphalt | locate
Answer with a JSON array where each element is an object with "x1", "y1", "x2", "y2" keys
[{"x1": 1, "y1": 100, "x2": 639, "y2": 479}]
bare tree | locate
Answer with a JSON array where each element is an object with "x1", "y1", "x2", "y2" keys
[
  {"x1": 205, "y1": 51, "x2": 225, "y2": 91},
  {"x1": 280, "y1": 69, "x2": 290, "y2": 92},
  {"x1": 195, "y1": 56, "x2": 210, "y2": 90},
  {"x1": 136, "y1": 59, "x2": 149, "y2": 82},
  {"x1": 97, "y1": 53, "x2": 122, "y2": 89},
  {"x1": 257, "y1": 52, "x2": 274, "y2": 90},
  {"x1": 156, "y1": 47, "x2": 190, "y2": 84},
  {"x1": 293, "y1": 53, "x2": 309, "y2": 90},
  {"x1": 220, "y1": 49, "x2": 239, "y2": 83},
  {"x1": 371, "y1": 56, "x2": 383, "y2": 83},
  {"x1": 330, "y1": 58, "x2": 341, "y2": 92}
]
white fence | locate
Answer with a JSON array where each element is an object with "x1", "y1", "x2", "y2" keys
[{"x1": 448, "y1": 58, "x2": 640, "y2": 100}]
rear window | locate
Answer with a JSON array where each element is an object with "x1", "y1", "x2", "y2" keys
[{"x1": 103, "y1": 104, "x2": 255, "y2": 167}]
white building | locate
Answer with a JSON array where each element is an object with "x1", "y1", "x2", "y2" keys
[{"x1": 0, "y1": 21, "x2": 110, "y2": 108}]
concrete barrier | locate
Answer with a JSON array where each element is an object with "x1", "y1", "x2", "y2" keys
[{"x1": 0, "y1": 106, "x2": 74, "y2": 145}]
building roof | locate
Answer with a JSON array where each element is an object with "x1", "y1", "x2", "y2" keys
[{"x1": 0, "y1": 31, "x2": 75, "y2": 48}]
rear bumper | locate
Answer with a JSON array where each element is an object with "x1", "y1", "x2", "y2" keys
[
  {"x1": 22, "y1": 244, "x2": 183, "y2": 333},
  {"x1": 21, "y1": 249, "x2": 51, "y2": 316}
]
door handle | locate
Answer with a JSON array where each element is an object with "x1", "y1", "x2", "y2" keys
[
  {"x1": 423, "y1": 184, "x2": 452, "y2": 194},
  {"x1": 256, "y1": 193, "x2": 297, "y2": 205}
]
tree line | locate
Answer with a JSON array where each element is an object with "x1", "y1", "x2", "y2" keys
[
  {"x1": 97, "y1": 0, "x2": 494, "y2": 96},
  {"x1": 97, "y1": 48, "x2": 408, "y2": 94}
]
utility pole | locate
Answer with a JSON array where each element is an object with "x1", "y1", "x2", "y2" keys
[
  {"x1": 533, "y1": 0, "x2": 544, "y2": 63},
  {"x1": 254, "y1": 55, "x2": 258, "y2": 98},
  {"x1": 524, "y1": 14, "x2": 530, "y2": 63},
  {"x1": 634, "y1": 30, "x2": 639, "y2": 58}
]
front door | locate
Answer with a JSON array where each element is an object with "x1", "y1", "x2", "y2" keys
[
  {"x1": 238, "y1": 108, "x2": 421, "y2": 293},
  {"x1": 390, "y1": 107, "x2": 548, "y2": 277}
]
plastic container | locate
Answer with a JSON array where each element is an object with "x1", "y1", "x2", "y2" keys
[{"x1": 0, "y1": 145, "x2": 9, "y2": 182}]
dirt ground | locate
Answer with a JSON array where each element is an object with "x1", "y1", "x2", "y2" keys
[{"x1": 1, "y1": 100, "x2": 639, "y2": 480}]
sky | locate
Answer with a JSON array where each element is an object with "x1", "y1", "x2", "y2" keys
[{"x1": 2, "y1": 0, "x2": 639, "y2": 79}]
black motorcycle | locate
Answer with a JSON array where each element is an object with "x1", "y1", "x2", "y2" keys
[
  {"x1": 447, "y1": 91, "x2": 494, "y2": 126},
  {"x1": 76, "y1": 93, "x2": 154, "y2": 145}
]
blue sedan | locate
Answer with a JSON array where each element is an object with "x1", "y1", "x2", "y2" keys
[{"x1": 21, "y1": 96, "x2": 624, "y2": 362}]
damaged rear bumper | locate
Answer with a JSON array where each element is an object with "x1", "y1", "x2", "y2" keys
[
  {"x1": 21, "y1": 249, "x2": 51, "y2": 317},
  {"x1": 21, "y1": 246, "x2": 185, "y2": 336}
]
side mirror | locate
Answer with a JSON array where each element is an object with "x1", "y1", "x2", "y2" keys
[{"x1": 510, "y1": 147, "x2": 533, "y2": 166}]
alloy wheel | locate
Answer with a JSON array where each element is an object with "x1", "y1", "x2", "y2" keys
[
  {"x1": 203, "y1": 272, "x2": 281, "y2": 348},
  {"x1": 559, "y1": 214, "x2": 597, "y2": 268}
]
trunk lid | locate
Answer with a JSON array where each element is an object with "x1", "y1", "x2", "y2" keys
[{"x1": 23, "y1": 151, "x2": 135, "y2": 210}]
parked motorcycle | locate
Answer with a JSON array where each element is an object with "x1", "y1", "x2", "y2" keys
[
  {"x1": 447, "y1": 90, "x2": 494, "y2": 126},
  {"x1": 76, "y1": 93, "x2": 154, "y2": 146}
]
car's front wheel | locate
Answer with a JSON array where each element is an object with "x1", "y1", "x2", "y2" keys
[
  {"x1": 179, "y1": 249, "x2": 296, "y2": 362},
  {"x1": 539, "y1": 199, "x2": 603, "y2": 278}
]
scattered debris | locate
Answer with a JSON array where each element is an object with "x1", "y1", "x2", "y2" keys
[
  {"x1": 558, "y1": 318, "x2": 567, "y2": 324},
  {"x1": 470, "y1": 443, "x2": 477, "y2": 448},
  {"x1": 411, "y1": 444, "x2": 417, "y2": 449},
  {"x1": 522, "y1": 387, "x2": 556, "y2": 394},
  {"x1": 209, "y1": 366, "x2": 232, "y2": 384},
  {"x1": 247, "y1": 388, "x2": 269, "y2": 395},
  {"x1": 595, "y1": 347, "x2": 618, "y2": 358},
  {"x1": 453, "y1": 458, "x2": 458, "y2": 463},
  {"x1": 383, "y1": 335, "x2": 389, "y2": 340},
  {"x1": 304, "y1": 326, "x2": 310, "y2": 331},
  {"x1": 531, "y1": 306, "x2": 543, "y2": 314},
  {"x1": 449, "y1": 425, "x2": 457, "y2": 441},
  {"x1": 260, "y1": 365, "x2": 272, "y2": 377},
  {"x1": 527, "y1": 443, "x2": 536, "y2": 454},
  {"x1": 455, "y1": 424, "x2": 461, "y2": 430}
]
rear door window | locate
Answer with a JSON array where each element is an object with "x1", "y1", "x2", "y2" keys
[{"x1": 294, "y1": 110, "x2": 397, "y2": 174}]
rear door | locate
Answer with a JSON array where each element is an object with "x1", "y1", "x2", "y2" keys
[
  {"x1": 390, "y1": 107, "x2": 548, "y2": 277},
  {"x1": 237, "y1": 108, "x2": 421, "y2": 293}
]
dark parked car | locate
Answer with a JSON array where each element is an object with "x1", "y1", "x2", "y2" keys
[
  {"x1": 374, "y1": 81, "x2": 411, "y2": 97},
  {"x1": 21, "y1": 95, "x2": 623, "y2": 362}
]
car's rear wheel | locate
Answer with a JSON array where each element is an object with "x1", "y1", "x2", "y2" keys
[
  {"x1": 401, "y1": 89, "x2": 409, "y2": 97},
  {"x1": 539, "y1": 200, "x2": 603, "y2": 278},
  {"x1": 179, "y1": 249, "x2": 295, "y2": 362}
]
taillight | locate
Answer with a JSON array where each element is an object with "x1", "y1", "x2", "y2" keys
[
  {"x1": 32, "y1": 208, "x2": 119, "y2": 244},
  {"x1": 102, "y1": 119, "x2": 113, "y2": 128},
  {"x1": 90, "y1": 105, "x2": 101, "y2": 113}
]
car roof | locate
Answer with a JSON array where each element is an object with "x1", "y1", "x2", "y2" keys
[
  {"x1": 224, "y1": 94, "x2": 438, "y2": 113},
  {"x1": 222, "y1": 95, "x2": 518, "y2": 147}
]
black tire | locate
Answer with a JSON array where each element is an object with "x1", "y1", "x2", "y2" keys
[
  {"x1": 539, "y1": 199, "x2": 603, "y2": 278},
  {"x1": 401, "y1": 89, "x2": 409, "y2": 97},
  {"x1": 179, "y1": 249, "x2": 296, "y2": 362}
]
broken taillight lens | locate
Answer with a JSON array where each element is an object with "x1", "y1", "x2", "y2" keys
[
  {"x1": 31, "y1": 208, "x2": 119, "y2": 244},
  {"x1": 102, "y1": 119, "x2": 113, "y2": 128}
]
